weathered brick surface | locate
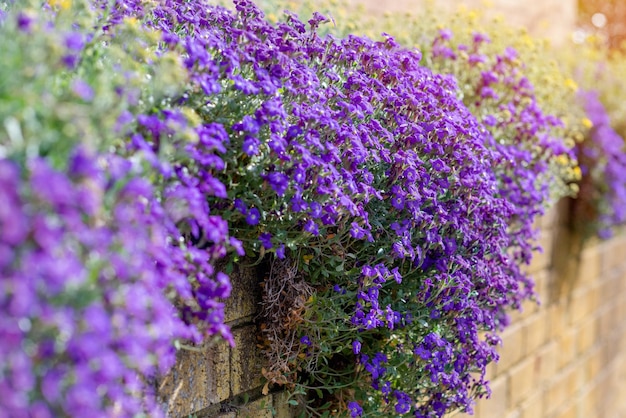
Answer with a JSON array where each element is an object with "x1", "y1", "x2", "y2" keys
[
  {"x1": 224, "y1": 264, "x2": 262, "y2": 323},
  {"x1": 230, "y1": 325, "x2": 265, "y2": 394},
  {"x1": 157, "y1": 339, "x2": 230, "y2": 417},
  {"x1": 456, "y1": 219, "x2": 626, "y2": 418}
]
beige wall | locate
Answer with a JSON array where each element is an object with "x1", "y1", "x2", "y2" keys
[{"x1": 345, "y1": 0, "x2": 577, "y2": 45}]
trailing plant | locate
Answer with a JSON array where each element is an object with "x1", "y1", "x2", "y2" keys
[
  {"x1": 258, "y1": 1, "x2": 591, "y2": 296},
  {"x1": 141, "y1": 1, "x2": 553, "y2": 416},
  {"x1": 557, "y1": 38, "x2": 626, "y2": 239},
  {"x1": 572, "y1": 90, "x2": 626, "y2": 239}
]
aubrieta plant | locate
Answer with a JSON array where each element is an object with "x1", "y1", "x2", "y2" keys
[
  {"x1": 144, "y1": 1, "x2": 542, "y2": 416},
  {"x1": 572, "y1": 90, "x2": 626, "y2": 239},
  {"x1": 560, "y1": 39, "x2": 626, "y2": 239}
]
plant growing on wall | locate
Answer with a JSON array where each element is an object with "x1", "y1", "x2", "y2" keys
[
  {"x1": 572, "y1": 90, "x2": 626, "y2": 239},
  {"x1": 10, "y1": 0, "x2": 626, "y2": 417},
  {"x1": 142, "y1": 1, "x2": 573, "y2": 416}
]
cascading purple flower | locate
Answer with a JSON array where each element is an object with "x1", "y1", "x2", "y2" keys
[{"x1": 576, "y1": 90, "x2": 626, "y2": 238}]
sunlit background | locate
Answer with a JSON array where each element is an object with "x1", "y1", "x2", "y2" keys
[{"x1": 578, "y1": 0, "x2": 626, "y2": 48}]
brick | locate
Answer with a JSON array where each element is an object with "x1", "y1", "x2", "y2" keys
[
  {"x1": 579, "y1": 385, "x2": 601, "y2": 418},
  {"x1": 224, "y1": 264, "x2": 262, "y2": 323},
  {"x1": 477, "y1": 375, "x2": 508, "y2": 418},
  {"x1": 576, "y1": 245, "x2": 601, "y2": 285},
  {"x1": 157, "y1": 339, "x2": 231, "y2": 417},
  {"x1": 523, "y1": 310, "x2": 548, "y2": 353},
  {"x1": 237, "y1": 395, "x2": 273, "y2": 418},
  {"x1": 576, "y1": 318, "x2": 597, "y2": 355},
  {"x1": 598, "y1": 276, "x2": 617, "y2": 306},
  {"x1": 509, "y1": 271, "x2": 546, "y2": 323},
  {"x1": 508, "y1": 357, "x2": 535, "y2": 407},
  {"x1": 569, "y1": 289, "x2": 592, "y2": 326},
  {"x1": 543, "y1": 373, "x2": 569, "y2": 416},
  {"x1": 540, "y1": 204, "x2": 562, "y2": 230},
  {"x1": 536, "y1": 342, "x2": 557, "y2": 383},
  {"x1": 231, "y1": 325, "x2": 265, "y2": 394},
  {"x1": 526, "y1": 232, "x2": 553, "y2": 274},
  {"x1": 552, "y1": 404, "x2": 576, "y2": 418},
  {"x1": 548, "y1": 303, "x2": 569, "y2": 340},
  {"x1": 564, "y1": 364, "x2": 584, "y2": 400},
  {"x1": 555, "y1": 329, "x2": 576, "y2": 370},
  {"x1": 497, "y1": 325, "x2": 525, "y2": 371},
  {"x1": 597, "y1": 307, "x2": 611, "y2": 344},
  {"x1": 606, "y1": 239, "x2": 626, "y2": 272},
  {"x1": 504, "y1": 409, "x2": 521, "y2": 418},
  {"x1": 509, "y1": 298, "x2": 538, "y2": 323},
  {"x1": 585, "y1": 347, "x2": 602, "y2": 382},
  {"x1": 519, "y1": 390, "x2": 543, "y2": 418}
]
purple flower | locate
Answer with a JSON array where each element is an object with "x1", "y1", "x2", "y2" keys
[
  {"x1": 17, "y1": 12, "x2": 34, "y2": 32},
  {"x1": 472, "y1": 32, "x2": 491, "y2": 45},
  {"x1": 352, "y1": 340, "x2": 362, "y2": 354},
  {"x1": 65, "y1": 33, "x2": 85, "y2": 51},
  {"x1": 308, "y1": 202, "x2": 322, "y2": 218},
  {"x1": 259, "y1": 232, "x2": 272, "y2": 249},
  {"x1": 394, "y1": 390, "x2": 412, "y2": 414},
  {"x1": 347, "y1": 401, "x2": 363, "y2": 417},
  {"x1": 240, "y1": 115, "x2": 260, "y2": 134},
  {"x1": 230, "y1": 237, "x2": 245, "y2": 256},
  {"x1": 246, "y1": 208, "x2": 260, "y2": 225},
  {"x1": 333, "y1": 284, "x2": 346, "y2": 294},
  {"x1": 300, "y1": 335, "x2": 312, "y2": 346},
  {"x1": 267, "y1": 172, "x2": 289, "y2": 196},
  {"x1": 391, "y1": 194, "x2": 405, "y2": 210},
  {"x1": 242, "y1": 136, "x2": 260, "y2": 156},
  {"x1": 304, "y1": 219, "x2": 319, "y2": 235},
  {"x1": 234, "y1": 198, "x2": 247, "y2": 214}
]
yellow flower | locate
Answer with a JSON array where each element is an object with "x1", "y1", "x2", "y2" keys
[
  {"x1": 564, "y1": 78, "x2": 578, "y2": 91},
  {"x1": 555, "y1": 155, "x2": 569, "y2": 167},
  {"x1": 582, "y1": 117, "x2": 593, "y2": 129},
  {"x1": 49, "y1": 0, "x2": 71, "y2": 9}
]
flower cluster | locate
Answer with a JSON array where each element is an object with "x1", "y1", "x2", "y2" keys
[
  {"x1": 149, "y1": 1, "x2": 539, "y2": 416},
  {"x1": 0, "y1": 152, "x2": 188, "y2": 417},
  {"x1": 573, "y1": 91, "x2": 626, "y2": 239},
  {"x1": 561, "y1": 39, "x2": 626, "y2": 239}
]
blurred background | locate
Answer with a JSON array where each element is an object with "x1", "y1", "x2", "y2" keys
[
  {"x1": 334, "y1": 0, "x2": 626, "y2": 50},
  {"x1": 578, "y1": 0, "x2": 626, "y2": 49}
]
